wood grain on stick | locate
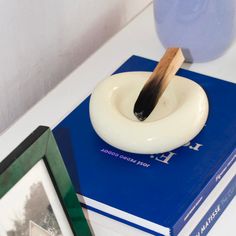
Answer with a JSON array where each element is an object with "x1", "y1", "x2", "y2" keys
[{"x1": 134, "y1": 48, "x2": 185, "y2": 121}]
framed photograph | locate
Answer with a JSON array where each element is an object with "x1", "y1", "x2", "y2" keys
[{"x1": 0, "y1": 126, "x2": 92, "y2": 236}]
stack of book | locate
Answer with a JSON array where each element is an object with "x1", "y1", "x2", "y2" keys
[{"x1": 53, "y1": 55, "x2": 236, "y2": 236}]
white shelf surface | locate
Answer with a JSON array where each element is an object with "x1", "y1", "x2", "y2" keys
[{"x1": 0, "y1": 3, "x2": 235, "y2": 236}]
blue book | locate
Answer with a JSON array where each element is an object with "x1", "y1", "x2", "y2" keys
[
  {"x1": 190, "y1": 175, "x2": 236, "y2": 236},
  {"x1": 84, "y1": 172, "x2": 235, "y2": 236},
  {"x1": 53, "y1": 55, "x2": 236, "y2": 236}
]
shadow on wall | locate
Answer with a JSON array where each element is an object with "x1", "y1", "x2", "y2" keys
[{"x1": 0, "y1": 0, "x2": 151, "y2": 133}]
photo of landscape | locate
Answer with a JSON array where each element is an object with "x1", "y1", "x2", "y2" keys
[{"x1": 1, "y1": 181, "x2": 63, "y2": 236}]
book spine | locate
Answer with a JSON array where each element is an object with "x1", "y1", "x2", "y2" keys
[
  {"x1": 190, "y1": 175, "x2": 236, "y2": 236},
  {"x1": 82, "y1": 176, "x2": 235, "y2": 236},
  {"x1": 173, "y1": 148, "x2": 236, "y2": 235}
]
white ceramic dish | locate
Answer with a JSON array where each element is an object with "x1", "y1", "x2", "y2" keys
[{"x1": 89, "y1": 72, "x2": 209, "y2": 154}]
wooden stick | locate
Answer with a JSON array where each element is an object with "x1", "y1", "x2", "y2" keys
[{"x1": 133, "y1": 48, "x2": 185, "y2": 121}]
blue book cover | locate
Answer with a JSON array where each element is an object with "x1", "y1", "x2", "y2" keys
[
  {"x1": 53, "y1": 55, "x2": 236, "y2": 236},
  {"x1": 190, "y1": 175, "x2": 236, "y2": 236}
]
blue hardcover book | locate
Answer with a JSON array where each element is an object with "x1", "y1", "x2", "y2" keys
[
  {"x1": 53, "y1": 56, "x2": 236, "y2": 236},
  {"x1": 85, "y1": 171, "x2": 235, "y2": 236},
  {"x1": 190, "y1": 175, "x2": 236, "y2": 236}
]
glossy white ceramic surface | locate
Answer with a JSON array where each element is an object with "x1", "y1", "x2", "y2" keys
[{"x1": 90, "y1": 72, "x2": 209, "y2": 154}]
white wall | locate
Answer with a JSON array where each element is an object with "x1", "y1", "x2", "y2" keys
[{"x1": 0, "y1": 0, "x2": 151, "y2": 133}]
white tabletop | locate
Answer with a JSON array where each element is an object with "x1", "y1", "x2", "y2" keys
[{"x1": 0, "y1": 3, "x2": 235, "y2": 236}]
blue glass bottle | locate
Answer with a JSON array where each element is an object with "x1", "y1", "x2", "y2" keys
[{"x1": 154, "y1": 0, "x2": 236, "y2": 62}]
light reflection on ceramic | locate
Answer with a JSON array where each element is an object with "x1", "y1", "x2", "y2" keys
[{"x1": 89, "y1": 72, "x2": 209, "y2": 154}]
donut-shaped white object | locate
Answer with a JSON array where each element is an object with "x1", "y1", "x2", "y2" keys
[{"x1": 89, "y1": 72, "x2": 209, "y2": 154}]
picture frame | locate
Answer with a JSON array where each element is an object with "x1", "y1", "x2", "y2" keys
[{"x1": 0, "y1": 126, "x2": 92, "y2": 236}]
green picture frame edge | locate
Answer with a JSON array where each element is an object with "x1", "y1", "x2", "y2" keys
[{"x1": 0, "y1": 126, "x2": 92, "y2": 236}]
